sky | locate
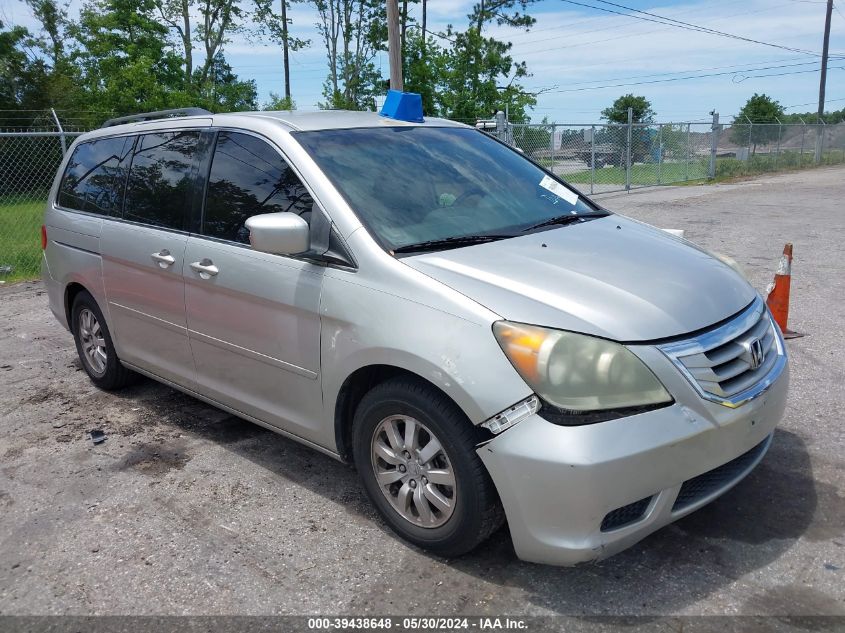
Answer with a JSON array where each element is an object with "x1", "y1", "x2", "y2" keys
[{"x1": 2, "y1": 0, "x2": 844, "y2": 123}]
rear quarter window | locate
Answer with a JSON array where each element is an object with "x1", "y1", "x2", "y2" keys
[{"x1": 57, "y1": 136, "x2": 133, "y2": 216}]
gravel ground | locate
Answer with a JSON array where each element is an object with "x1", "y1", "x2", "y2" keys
[{"x1": 0, "y1": 166, "x2": 843, "y2": 618}]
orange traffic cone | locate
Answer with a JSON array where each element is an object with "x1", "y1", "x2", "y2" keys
[{"x1": 766, "y1": 243, "x2": 804, "y2": 339}]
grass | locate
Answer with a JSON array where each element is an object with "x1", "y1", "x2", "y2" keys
[
  {"x1": 0, "y1": 196, "x2": 46, "y2": 284},
  {"x1": 556, "y1": 151, "x2": 845, "y2": 188},
  {"x1": 562, "y1": 161, "x2": 708, "y2": 186}
]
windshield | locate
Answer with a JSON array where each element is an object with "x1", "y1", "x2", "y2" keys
[{"x1": 293, "y1": 126, "x2": 604, "y2": 252}]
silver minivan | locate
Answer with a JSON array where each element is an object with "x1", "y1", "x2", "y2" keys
[{"x1": 42, "y1": 106, "x2": 789, "y2": 566}]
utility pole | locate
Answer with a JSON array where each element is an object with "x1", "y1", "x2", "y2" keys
[
  {"x1": 281, "y1": 0, "x2": 291, "y2": 102},
  {"x1": 386, "y1": 0, "x2": 403, "y2": 91},
  {"x1": 815, "y1": 0, "x2": 833, "y2": 162},
  {"x1": 817, "y1": 0, "x2": 833, "y2": 122},
  {"x1": 421, "y1": 0, "x2": 427, "y2": 60}
]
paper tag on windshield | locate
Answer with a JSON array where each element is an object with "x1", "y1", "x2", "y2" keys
[{"x1": 539, "y1": 175, "x2": 579, "y2": 205}]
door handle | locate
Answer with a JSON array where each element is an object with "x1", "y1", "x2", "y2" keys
[
  {"x1": 151, "y1": 249, "x2": 175, "y2": 268},
  {"x1": 190, "y1": 258, "x2": 219, "y2": 279}
]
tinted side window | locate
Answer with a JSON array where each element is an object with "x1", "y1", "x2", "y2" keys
[
  {"x1": 203, "y1": 131, "x2": 314, "y2": 243},
  {"x1": 57, "y1": 136, "x2": 132, "y2": 216},
  {"x1": 124, "y1": 131, "x2": 199, "y2": 230}
]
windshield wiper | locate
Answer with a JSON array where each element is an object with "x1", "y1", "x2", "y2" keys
[
  {"x1": 392, "y1": 234, "x2": 512, "y2": 254},
  {"x1": 522, "y1": 212, "x2": 608, "y2": 233}
]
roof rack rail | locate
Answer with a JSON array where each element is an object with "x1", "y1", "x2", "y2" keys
[{"x1": 101, "y1": 107, "x2": 212, "y2": 128}]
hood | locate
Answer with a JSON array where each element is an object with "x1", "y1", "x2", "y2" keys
[{"x1": 402, "y1": 215, "x2": 756, "y2": 342}]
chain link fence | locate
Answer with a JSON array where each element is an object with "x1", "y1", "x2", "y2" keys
[
  {"x1": 0, "y1": 114, "x2": 84, "y2": 283},
  {"x1": 710, "y1": 120, "x2": 845, "y2": 178},
  {"x1": 497, "y1": 115, "x2": 845, "y2": 196},
  {"x1": 1, "y1": 110, "x2": 844, "y2": 283},
  {"x1": 509, "y1": 121, "x2": 714, "y2": 194}
]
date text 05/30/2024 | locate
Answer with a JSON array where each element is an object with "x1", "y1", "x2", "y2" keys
[{"x1": 307, "y1": 617, "x2": 529, "y2": 630}]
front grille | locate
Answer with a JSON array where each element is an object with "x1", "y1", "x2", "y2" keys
[
  {"x1": 600, "y1": 496, "x2": 652, "y2": 532},
  {"x1": 659, "y1": 298, "x2": 785, "y2": 407},
  {"x1": 672, "y1": 437, "x2": 770, "y2": 512}
]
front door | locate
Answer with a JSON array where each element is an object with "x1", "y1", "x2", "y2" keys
[{"x1": 183, "y1": 131, "x2": 325, "y2": 444}]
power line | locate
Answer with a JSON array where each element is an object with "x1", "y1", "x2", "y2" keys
[
  {"x1": 784, "y1": 95, "x2": 845, "y2": 108},
  {"x1": 543, "y1": 63, "x2": 844, "y2": 94},
  {"x1": 559, "y1": 0, "x2": 843, "y2": 59},
  {"x1": 527, "y1": 59, "x2": 821, "y2": 91},
  {"x1": 509, "y1": 1, "x2": 811, "y2": 55}
]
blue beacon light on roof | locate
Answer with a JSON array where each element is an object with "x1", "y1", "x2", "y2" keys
[{"x1": 379, "y1": 90, "x2": 425, "y2": 123}]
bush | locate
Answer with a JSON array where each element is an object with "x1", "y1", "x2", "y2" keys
[{"x1": 714, "y1": 158, "x2": 747, "y2": 179}]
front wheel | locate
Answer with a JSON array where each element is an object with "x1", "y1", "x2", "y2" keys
[{"x1": 352, "y1": 377, "x2": 504, "y2": 557}]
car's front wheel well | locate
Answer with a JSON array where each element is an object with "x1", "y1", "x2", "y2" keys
[{"x1": 334, "y1": 365, "x2": 475, "y2": 463}]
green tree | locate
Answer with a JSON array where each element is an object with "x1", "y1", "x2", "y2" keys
[
  {"x1": 253, "y1": 0, "x2": 310, "y2": 102},
  {"x1": 195, "y1": 52, "x2": 257, "y2": 111},
  {"x1": 153, "y1": 0, "x2": 246, "y2": 94},
  {"x1": 436, "y1": 27, "x2": 535, "y2": 122},
  {"x1": 0, "y1": 22, "x2": 41, "y2": 118},
  {"x1": 512, "y1": 115, "x2": 551, "y2": 153},
  {"x1": 24, "y1": 0, "x2": 70, "y2": 67},
  {"x1": 313, "y1": 0, "x2": 385, "y2": 110},
  {"x1": 601, "y1": 94, "x2": 655, "y2": 124},
  {"x1": 263, "y1": 92, "x2": 296, "y2": 110},
  {"x1": 599, "y1": 94, "x2": 656, "y2": 164},
  {"x1": 782, "y1": 107, "x2": 844, "y2": 125},
  {"x1": 731, "y1": 93, "x2": 786, "y2": 155},
  {"x1": 73, "y1": 0, "x2": 189, "y2": 115},
  {"x1": 432, "y1": 1, "x2": 538, "y2": 122},
  {"x1": 402, "y1": 30, "x2": 446, "y2": 116},
  {"x1": 471, "y1": 0, "x2": 536, "y2": 33},
  {"x1": 6, "y1": 4, "x2": 88, "y2": 118}
]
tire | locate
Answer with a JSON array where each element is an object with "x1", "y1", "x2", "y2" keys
[
  {"x1": 71, "y1": 290, "x2": 135, "y2": 390},
  {"x1": 352, "y1": 377, "x2": 504, "y2": 557}
]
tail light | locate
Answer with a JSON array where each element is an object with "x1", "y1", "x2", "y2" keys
[{"x1": 41, "y1": 225, "x2": 48, "y2": 250}]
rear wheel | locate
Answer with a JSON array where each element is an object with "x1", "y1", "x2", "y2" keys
[
  {"x1": 71, "y1": 290, "x2": 135, "y2": 390},
  {"x1": 353, "y1": 377, "x2": 504, "y2": 557}
]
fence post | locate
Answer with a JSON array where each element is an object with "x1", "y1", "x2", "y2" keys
[
  {"x1": 814, "y1": 120, "x2": 824, "y2": 164},
  {"x1": 685, "y1": 123, "x2": 690, "y2": 181},
  {"x1": 495, "y1": 110, "x2": 506, "y2": 143},
  {"x1": 775, "y1": 117, "x2": 782, "y2": 168},
  {"x1": 799, "y1": 123, "x2": 804, "y2": 165},
  {"x1": 590, "y1": 125, "x2": 595, "y2": 195},
  {"x1": 50, "y1": 108, "x2": 67, "y2": 156},
  {"x1": 746, "y1": 115, "x2": 753, "y2": 157},
  {"x1": 549, "y1": 123, "x2": 556, "y2": 173},
  {"x1": 625, "y1": 107, "x2": 632, "y2": 191},
  {"x1": 657, "y1": 124, "x2": 663, "y2": 185},
  {"x1": 708, "y1": 111, "x2": 719, "y2": 179}
]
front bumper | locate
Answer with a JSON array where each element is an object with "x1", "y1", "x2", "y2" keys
[{"x1": 478, "y1": 349, "x2": 789, "y2": 566}]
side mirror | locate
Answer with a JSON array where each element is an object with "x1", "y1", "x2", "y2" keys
[{"x1": 245, "y1": 212, "x2": 310, "y2": 256}]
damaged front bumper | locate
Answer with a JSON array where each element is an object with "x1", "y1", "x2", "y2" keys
[{"x1": 477, "y1": 357, "x2": 789, "y2": 566}]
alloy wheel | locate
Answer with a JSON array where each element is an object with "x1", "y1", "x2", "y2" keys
[
  {"x1": 370, "y1": 415, "x2": 457, "y2": 528},
  {"x1": 77, "y1": 308, "x2": 107, "y2": 376}
]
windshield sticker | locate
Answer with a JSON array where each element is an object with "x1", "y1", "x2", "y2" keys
[{"x1": 539, "y1": 175, "x2": 578, "y2": 206}]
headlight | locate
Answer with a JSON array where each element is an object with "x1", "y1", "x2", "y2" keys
[{"x1": 493, "y1": 321, "x2": 672, "y2": 415}]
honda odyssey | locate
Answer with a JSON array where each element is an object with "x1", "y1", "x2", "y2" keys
[{"x1": 41, "y1": 101, "x2": 789, "y2": 565}]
